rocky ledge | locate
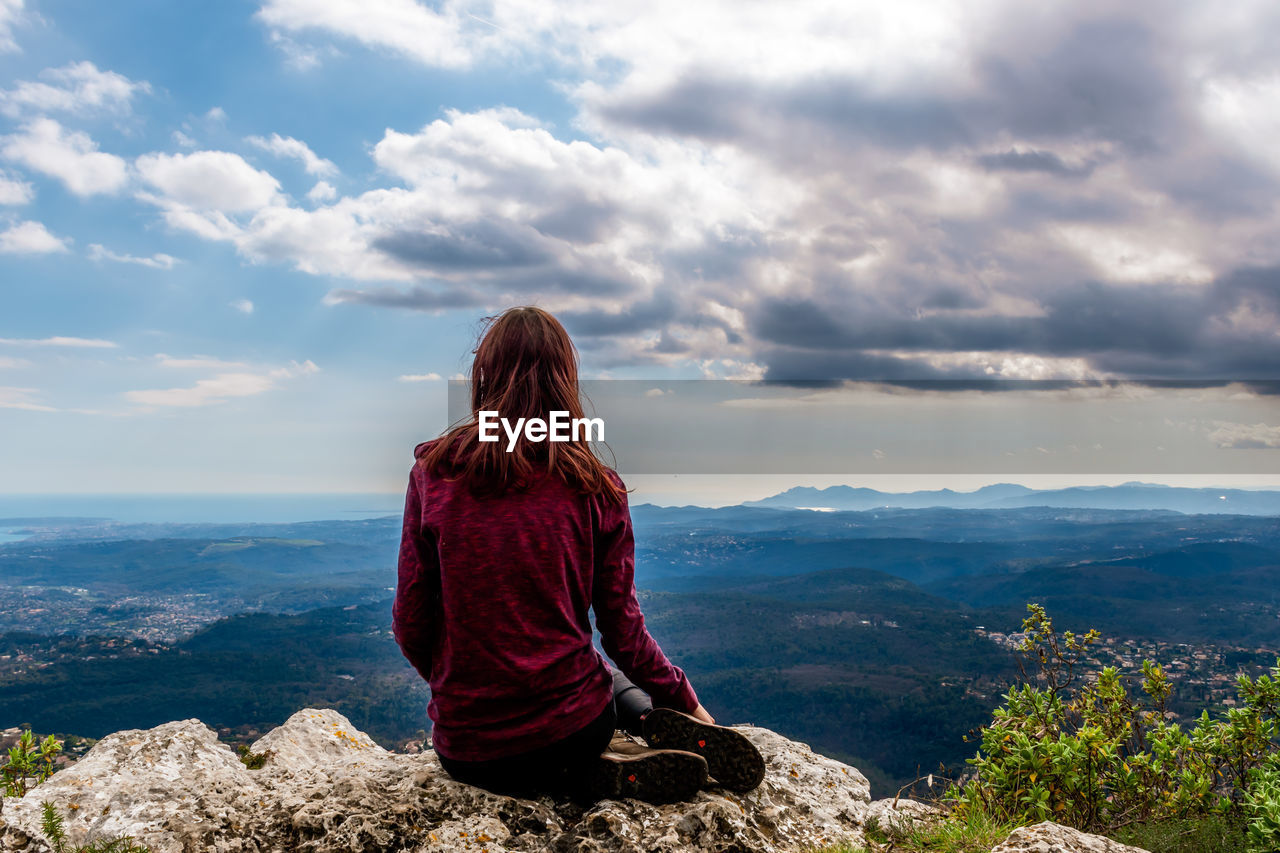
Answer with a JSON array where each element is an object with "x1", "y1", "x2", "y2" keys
[{"x1": 0, "y1": 708, "x2": 1151, "y2": 853}]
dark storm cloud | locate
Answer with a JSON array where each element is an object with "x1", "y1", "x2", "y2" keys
[
  {"x1": 324, "y1": 285, "x2": 483, "y2": 312},
  {"x1": 597, "y1": 71, "x2": 972, "y2": 153},
  {"x1": 563, "y1": 6, "x2": 1280, "y2": 385},
  {"x1": 977, "y1": 148, "x2": 1093, "y2": 177},
  {"x1": 373, "y1": 220, "x2": 554, "y2": 270},
  {"x1": 592, "y1": 17, "x2": 1180, "y2": 161},
  {"x1": 529, "y1": 200, "x2": 619, "y2": 244},
  {"x1": 751, "y1": 266, "x2": 1280, "y2": 384},
  {"x1": 557, "y1": 294, "x2": 678, "y2": 337},
  {"x1": 970, "y1": 18, "x2": 1179, "y2": 152}
]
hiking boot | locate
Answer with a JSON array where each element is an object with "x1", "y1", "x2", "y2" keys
[
  {"x1": 641, "y1": 708, "x2": 766, "y2": 792},
  {"x1": 586, "y1": 734, "x2": 708, "y2": 805}
]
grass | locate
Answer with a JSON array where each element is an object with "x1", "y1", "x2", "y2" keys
[
  {"x1": 807, "y1": 809, "x2": 1264, "y2": 853},
  {"x1": 805, "y1": 802, "x2": 1013, "y2": 853},
  {"x1": 893, "y1": 805, "x2": 1016, "y2": 853},
  {"x1": 1112, "y1": 815, "x2": 1255, "y2": 853},
  {"x1": 236, "y1": 744, "x2": 273, "y2": 769}
]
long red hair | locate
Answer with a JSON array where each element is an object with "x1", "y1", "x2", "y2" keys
[{"x1": 418, "y1": 306, "x2": 624, "y2": 500}]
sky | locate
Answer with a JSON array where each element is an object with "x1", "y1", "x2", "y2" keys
[{"x1": 1, "y1": 0, "x2": 1278, "y2": 501}]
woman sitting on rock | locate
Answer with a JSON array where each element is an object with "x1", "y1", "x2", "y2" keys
[{"x1": 392, "y1": 305, "x2": 765, "y2": 804}]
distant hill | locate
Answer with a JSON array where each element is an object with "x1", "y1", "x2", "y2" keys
[{"x1": 745, "y1": 482, "x2": 1280, "y2": 514}]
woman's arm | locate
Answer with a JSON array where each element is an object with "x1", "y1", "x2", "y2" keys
[
  {"x1": 392, "y1": 467, "x2": 439, "y2": 682},
  {"x1": 592, "y1": 484, "x2": 700, "y2": 714}
]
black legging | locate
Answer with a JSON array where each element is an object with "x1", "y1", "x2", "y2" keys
[{"x1": 435, "y1": 667, "x2": 656, "y2": 801}]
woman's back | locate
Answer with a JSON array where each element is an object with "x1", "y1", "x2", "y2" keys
[{"x1": 395, "y1": 438, "x2": 696, "y2": 763}]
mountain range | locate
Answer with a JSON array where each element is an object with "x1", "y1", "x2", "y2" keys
[{"x1": 744, "y1": 482, "x2": 1280, "y2": 514}]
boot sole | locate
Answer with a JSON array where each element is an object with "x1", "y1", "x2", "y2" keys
[
  {"x1": 587, "y1": 748, "x2": 707, "y2": 805},
  {"x1": 642, "y1": 708, "x2": 766, "y2": 792}
]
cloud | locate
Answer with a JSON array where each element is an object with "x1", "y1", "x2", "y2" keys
[
  {"x1": 154, "y1": 353, "x2": 249, "y2": 369},
  {"x1": 229, "y1": 298, "x2": 254, "y2": 314},
  {"x1": 371, "y1": 220, "x2": 553, "y2": 270},
  {"x1": 124, "y1": 358, "x2": 319, "y2": 408},
  {"x1": 1207, "y1": 421, "x2": 1280, "y2": 449},
  {"x1": 398, "y1": 372, "x2": 442, "y2": 381},
  {"x1": 265, "y1": 30, "x2": 326, "y2": 70},
  {"x1": 0, "y1": 0, "x2": 25, "y2": 54},
  {"x1": 306, "y1": 180, "x2": 336, "y2": 202},
  {"x1": 0, "y1": 335, "x2": 117, "y2": 347},
  {"x1": 88, "y1": 243, "x2": 179, "y2": 269},
  {"x1": 323, "y1": 284, "x2": 482, "y2": 311},
  {"x1": 246, "y1": 132, "x2": 338, "y2": 177},
  {"x1": 134, "y1": 150, "x2": 284, "y2": 240},
  {"x1": 0, "y1": 61, "x2": 151, "y2": 118},
  {"x1": 135, "y1": 150, "x2": 282, "y2": 212},
  {"x1": 256, "y1": 0, "x2": 507, "y2": 69},
  {"x1": 0, "y1": 385, "x2": 55, "y2": 412},
  {"x1": 88, "y1": 2, "x2": 1280, "y2": 386},
  {"x1": 0, "y1": 356, "x2": 31, "y2": 367},
  {"x1": 0, "y1": 169, "x2": 33, "y2": 204},
  {"x1": 0, "y1": 219, "x2": 68, "y2": 253},
  {"x1": 142, "y1": 106, "x2": 782, "y2": 350},
  {"x1": 1, "y1": 118, "x2": 129, "y2": 196},
  {"x1": 976, "y1": 147, "x2": 1094, "y2": 177}
]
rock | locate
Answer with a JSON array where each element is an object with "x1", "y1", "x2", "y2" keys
[
  {"x1": 864, "y1": 797, "x2": 946, "y2": 839},
  {"x1": 991, "y1": 821, "x2": 1153, "y2": 853},
  {"x1": 0, "y1": 708, "x2": 872, "y2": 853}
]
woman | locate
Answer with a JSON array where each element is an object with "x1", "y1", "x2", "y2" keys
[{"x1": 392, "y1": 306, "x2": 765, "y2": 804}]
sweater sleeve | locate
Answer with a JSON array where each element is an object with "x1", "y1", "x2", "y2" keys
[
  {"x1": 591, "y1": 477, "x2": 699, "y2": 714},
  {"x1": 392, "y1": 466, "x2": 439, "y2": 682}
]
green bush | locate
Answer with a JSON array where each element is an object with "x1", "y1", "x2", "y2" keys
[
  {"x1": 1245, "y1": 766, "x2": 1280, "y2": 848},
  {"x1": 2, "y1": 728, "x2": 62, "y2": 799},
  {"x1": 946, "y1": 604, "x2": 1280, "y2": 848}
]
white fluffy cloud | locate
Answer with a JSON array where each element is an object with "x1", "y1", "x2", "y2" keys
[
  {"x1": 246, "y1": 133, "x2": 337, "y2": 176},
  {"x1": 398, "y1": 372, "x2": 442, "y2": 381},
  {"x1": 306, "y1": 180, "x2": 336, "y2": 202},
  {"x1": 124, "y1": 358, "x2": 319, "y2": 408},
  {"x1": 0, "y1": 169, "x2": 33, "y2": 204},
  {"x1": 0, "y1": 118, "x2": 129, "y2": 196},
  {"x1": 135, "y1": 150, "x2": 282, "y2": 212},
  {"x1": 0, "y1": 61, "x2": 151, "y2": 118},
  {"x1": 134, "y1": 150, "x2": 284, "y2": 240},
  {"x1": 230, "y1": 298, "x2": 255, "y2": 314},
  {"x1": 256, "y1": 0, "x2": 503, "y2": 69},
  {"x1": 0, "y1": 219, "x2": 68, "y2": 253}
]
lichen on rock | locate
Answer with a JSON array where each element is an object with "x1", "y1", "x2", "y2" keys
[{"x1": 0, "y1": 708, "x2": 873, "y2": 852}]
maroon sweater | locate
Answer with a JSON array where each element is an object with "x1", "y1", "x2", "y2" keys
[{"x1": 393, "y1": 440, "x2": 699, "y2": 761}]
